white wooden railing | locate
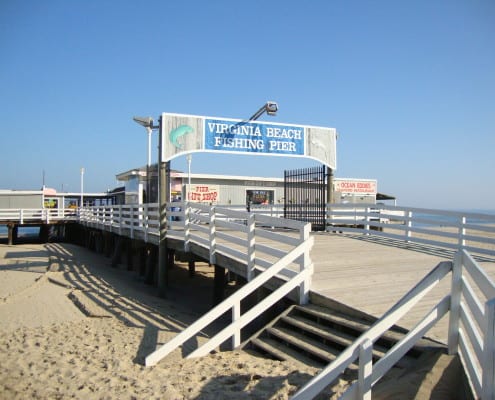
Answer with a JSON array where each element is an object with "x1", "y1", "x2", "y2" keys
[
  {"x1": 145, "y1": 236, "x2": 314, "y2": 366},
  {"x1": 291, "y1": 250, "x2": 495, "y2": 400},
  {"x1": 327, "y1": 204, "x2": 495, "y2": 258},
  {"x1": 79, "y1": 203, "x2": 160, "y2": 241},
  {"x1": 0, "y1": 208, "x2": 79, "y2": 223}
]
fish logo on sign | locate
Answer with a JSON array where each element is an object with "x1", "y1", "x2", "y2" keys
[{"x1": 169, "y1": 125, "x2": 193, "y2": 149}]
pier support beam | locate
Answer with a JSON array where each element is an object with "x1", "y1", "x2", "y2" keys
[
  {"x1": 144, "y1": 245, "x2": 157, "y2": 285},
  {"x1": 213, "y1": 264, "x2": 226, "y2": 306},
  {"x1": 111, "y1": 235, "x2": 123, "y2": 267},
  {"x1": 7, "y1": 223, "x2": 15, "y2": 245},
  {"x1": 188, "y1": 260, "x2": 195, "y2": 278}
]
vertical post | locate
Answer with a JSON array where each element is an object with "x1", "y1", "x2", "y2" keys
[
  {"x1": 406, "y1": 210, "x2": 413, "y2": 242},
  {"x1": 209, "y1": 206, "x2": 216, "y2": 264},
  {"x1": 80, "y1": 167, "x2": 84, "y2": 208},
  {"x1": 7, "y1": 223, "x2": 14, "y2": 245},
  {"x1": 232, "y1": 301, "x2": 241, "y2": 349},
  {"x1": 459, "y1": 216, "x2": 466, "y2": 251},
  {"x1": 326, "y1": 166, "x2": 334, "y2": 204},
  {"x1": 448, "y1": 251, "x2": 462, "y2": 354},
  {"x1": 158, "y1": 115, "x2": 169, "y2": 297},
  {"x1": 299, "y1": 223, "x2": 312, "y2": 305},
  {"x1": 247, "y1": 213, "x2": 255, "y2": 281},
  {"x1": 184, "y1": 202, "x2": 190, "y2": 252},
  {"x1": 358, "y1": 339, "x2": 373, "y2": 400},
  {"x1": 482, "y1": 298, "x2": 495, "y2": 400}
]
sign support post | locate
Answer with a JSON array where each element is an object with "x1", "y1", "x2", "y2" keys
[{"x1": 158, "y1": 116, "x2": 170, "y2": 297}]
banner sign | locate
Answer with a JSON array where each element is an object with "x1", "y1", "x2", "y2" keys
[
  {"x1": 334, "y1": 179, "x2": 377, "y2": 195},
  {"x1": 161, "y1": 113, "x2": 337, "y2": 169}
]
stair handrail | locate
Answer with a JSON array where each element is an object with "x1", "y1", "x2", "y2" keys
[
  {"x1": 291, "y1": 260, "x2": 453, "y2": 399},
  {"x1": 292, "y1": 249, "x2": 495, "y2": 399},
  {"x1": 145, "y1": 236, "x2": 314, "y2": 367}
]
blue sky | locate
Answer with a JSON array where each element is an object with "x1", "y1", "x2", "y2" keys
[{"x1": 1, "y1": 0, "x2": 494, "y2": 210}]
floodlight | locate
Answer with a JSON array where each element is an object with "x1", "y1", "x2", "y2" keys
[
  {"x1": 249, "y1": 101, "x2": 279, "y2": 121},
  {"x1": 133, "y1": 116, "x2": 154, "y2": 128}
]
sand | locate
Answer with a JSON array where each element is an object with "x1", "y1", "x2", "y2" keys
[{"x1": 0, "y1": 242, "x2": 465, "y2": 399}]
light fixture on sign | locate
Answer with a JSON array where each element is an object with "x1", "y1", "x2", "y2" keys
[{"x1": 249, "y1": 101, "x2": 278, "y2": 121}]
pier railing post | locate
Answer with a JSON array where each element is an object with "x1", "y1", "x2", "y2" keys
[
  {"x1": 209, "y1": 206, "x2": 216, "y2": 265},
  {"x1": 458, "y1": 215, "x2": 466, "y2": 251},
  {"x1": 448, "y1": 251, "x2": 462, "y2": 355},
  {"x1": 406, "y1": 211, "x2": 413, "y2": 242},
  {"x1": 482, "y1": 298, "x2": 495, "y2": 400},
  {"x1": 184, "y1": 202, "x2": 190, "y2": 252},
  {"x1": 247, "y1": 213, "x2": 255, "y2": 281}
]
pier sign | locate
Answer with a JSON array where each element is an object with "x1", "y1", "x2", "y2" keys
[{"x1": 161, "y1": 113, "x2": 337, "y2": 169}]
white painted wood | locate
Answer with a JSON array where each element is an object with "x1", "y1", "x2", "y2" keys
[
  {"x1": 459, "y1": 304, "x2": 483, "y2": 364},
  {"x1": 482, "y1": 299, "x2": 495, "y2": 400},
  {"x1": 448, "y1": 251, "x2": 463, "y2": 354},
  {"x1": 459, "y1": 329, "x2": 483, "y2": 397},
  {"x1": 358, "y1": 339, "x2": 373, "y2": 400},
  {"x1": 145, "y1": 238, "x2": 313, "y2": 366}
]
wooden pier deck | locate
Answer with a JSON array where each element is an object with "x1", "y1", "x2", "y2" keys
[{"x1": 309, "y1": 232, "x2": 495, "y2": 344}]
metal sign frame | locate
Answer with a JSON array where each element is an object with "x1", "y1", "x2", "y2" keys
[{"x1": 160, "y1": 112, "x2": 337, "y2": 169}]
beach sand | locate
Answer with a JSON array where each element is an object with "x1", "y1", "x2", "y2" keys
[{"x1": 0, "y1": 243, "x2": 465, "y2": 399}]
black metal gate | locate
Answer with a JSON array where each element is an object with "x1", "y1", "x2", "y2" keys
[{"x1": 284, "y1": 165, "x2": 327, "y2": 231}]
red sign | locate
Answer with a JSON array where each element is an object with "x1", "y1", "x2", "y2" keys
[{"x1": 185, "y1": 185, "x2": 219, "y2": 203}]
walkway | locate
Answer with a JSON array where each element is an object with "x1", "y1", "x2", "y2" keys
[{"x1": 309, "y1": 232, "x2": 495, "y2": 343}]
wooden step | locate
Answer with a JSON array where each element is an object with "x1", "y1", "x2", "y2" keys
[
  {"x1": 294, "y1": 304, "x2": 440, "y2": 354},
  {"x1": 266, "y1": 326, "x2": 358, "y2": 371},
  {"x1": 250, "y1": 337, "x2": 325, "y2": 369},
  {"x1": 293, "y1": 304, "x2": 408, "y2": 345},
  {"x1": 280, "y1": 314, "x2": 387, "y2": 359}
]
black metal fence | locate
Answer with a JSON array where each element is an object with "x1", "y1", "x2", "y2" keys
[{"x1": 284, "y1": 165, "x2": 326, "y2": 231}]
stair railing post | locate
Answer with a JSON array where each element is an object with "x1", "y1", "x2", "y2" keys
[
  {"x1": 298, "y1": 222, "x2": 312, "y2": 305},
  {"x1": 231, "y1": 300, "x2": 241, "y2": 350},
  {"x1": 358, "y1": 338, "x2": 373, "y2": 400}
]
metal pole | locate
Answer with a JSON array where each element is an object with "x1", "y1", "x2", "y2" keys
[
  {"x1": 146, "y1": 127, "x2": 152, "y2": 203},
  {"x1": 80, "y1": 167, "x2": 85, "y2": 207},
  {"x1": 187, "y1": 154, "x2": 192, "y2": 201},
  {"x1": 158, "y1": 116, "x2": 169, "y2": 297}
]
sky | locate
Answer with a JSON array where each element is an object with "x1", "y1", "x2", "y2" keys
[{"x1": 1, "y1": 0, "x2": 494, "y2": 210}]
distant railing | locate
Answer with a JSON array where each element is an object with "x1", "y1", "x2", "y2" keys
[
  {"x1": 0, "y1": 208, "x2": 78, "y2": 224},
  {"x1": 79, "y1": 203, "x2": 160, "y2": 241},
  {"x1": 291, "y1": 250, "x2": 495, "y2": 400},
  {"x1": 327, "y1": 204, "x2": 495, "y2": 258}
]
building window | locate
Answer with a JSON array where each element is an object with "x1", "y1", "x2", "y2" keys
[{"x1": 246, "y1": 190, "x2": 274, "y2": 205}]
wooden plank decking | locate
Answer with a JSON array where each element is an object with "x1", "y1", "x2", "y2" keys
[{"x1": 309, "y1": 232, "x2": 495, "y2": 344}]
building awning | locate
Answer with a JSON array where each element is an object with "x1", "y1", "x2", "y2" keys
[{"x1": 376, "y1": 192, "x2": 396, "y2": 201}]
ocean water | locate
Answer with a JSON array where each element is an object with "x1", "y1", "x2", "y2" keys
[
  {"x1": 411, "y1": 209, "x2": 495, "y2": 228},
  {"x1": 0, "y1": 225, "x2": 40, "y2": 238}
]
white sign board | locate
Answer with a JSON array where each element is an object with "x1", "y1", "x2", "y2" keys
[
  {"x1": 184, "y1": 184, "x2": 219, "y2": 203},
  {"x1": 161, "y1": 113, "x2": 337, "y2": 169},
  {"x1": 334, "y1": 179, "x2": 377, "y2": 195}
]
